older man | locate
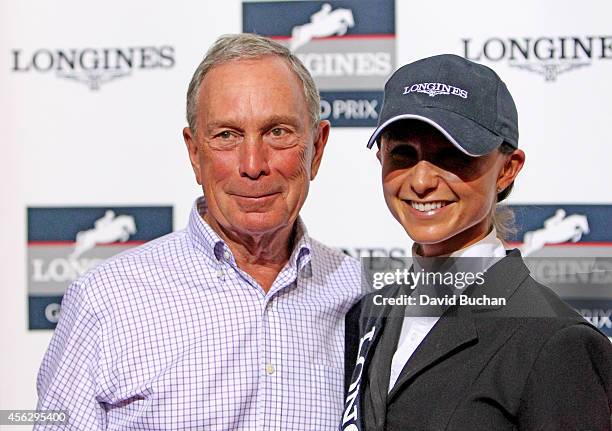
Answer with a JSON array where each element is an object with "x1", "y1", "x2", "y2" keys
[{"x1": 36, "y1": 34, "x2": 362, "y2": 430}]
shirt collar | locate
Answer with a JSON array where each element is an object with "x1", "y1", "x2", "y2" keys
[
  {"x1": 187, "y1": 196, "x2": 312, "y2": 271},
  {"x1": 289, "y1": 218, "x2": 313, "y2": 273},
  {"x1": 411, "y1": 228, "x2": 506, "y2": 281},
  {"x1": 411, "y1": 227, "x2": 506, "y2": 259},
  {"x1": 449, "y1": 228, "x2": 506, "y2": 259}
]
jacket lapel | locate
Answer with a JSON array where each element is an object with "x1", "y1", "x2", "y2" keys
[
  {"x1": 342, "y1": 285, "x2": 400, "y2": 431},
  {"x1": 387, "y1": 305, "x2": 477, "y2": 401},
  {"x1": 387, "y1": 249, "x2": 529, "y2": 402},
  {"x1": 345, "y1": 250, "x2": 531, "y2": 430},
  {"x1": 364, "y1": 288, "x2": 408, "y2": 430}
]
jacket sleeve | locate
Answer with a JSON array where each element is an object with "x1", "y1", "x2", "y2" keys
[
  {"x1": 517, "y1": 323, "x2": 612, "y2": 431},
  {"x1": 35, "y1": 281, "x2": 106, "y2": 430}
]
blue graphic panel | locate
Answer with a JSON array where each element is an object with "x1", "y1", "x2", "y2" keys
[
  {"x1": 29, "y1": 295, "x2": 63, "y2": 330},
  {"x1": 565, "y1": 299, "x2": 612, "y2": 337},
  {"x1": 243, "y1": 0, "x2": 395, "y2": 37},
  {"x1": 320, "y1": 90, "x2": 383, "y2": 127},
  {"x1": 508, "y1": 204, "x2": 612, "y2": 243},
  {"x1": 28, "y1": 206, "x2": 173, "y2": 242}
]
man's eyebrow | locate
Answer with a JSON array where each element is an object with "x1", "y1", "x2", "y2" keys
[
  {"x1": 204, "y1": 116, "x2": 302, "y2": 134},
  {"x1": 204, "y1": 121, "x2": 241, "y2": 133},
  {"x1": 260, "y1": 115, "x2": 301, "y2": 130}
]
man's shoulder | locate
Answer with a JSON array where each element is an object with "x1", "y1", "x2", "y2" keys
[
  {"x1": 74, "y1": 229, "x2": 190, "y2": 293},
  {"x1": 307, "y1": 237, "x2": 363, "y2": 299},
  {"x1": 61, "y1": 229, "x2": 201, "y2": 327},
  {"x1": 308, "y1": 237, "x2": 360, "y2": 270},
  {"x1": 96, "y1": 228, "x2": 187, "y2": 264}
]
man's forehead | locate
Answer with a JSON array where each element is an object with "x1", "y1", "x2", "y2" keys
[
  {"x1": 202, "y1": 57, "x2": 302, "y2": 95},
  {"x1": 201, "y1": 56, "x2": 297, "y2": 88},
  {"x1": 197, "y1": 57, "x2": 309, "y2": 128}
]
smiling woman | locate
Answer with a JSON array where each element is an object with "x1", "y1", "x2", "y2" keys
[
  {"x1": 378, "y1": 120, "x2": 524, "y2": 257},
  {"x1": 343, "y1": 54, "x2": 612, "y2": 431}
]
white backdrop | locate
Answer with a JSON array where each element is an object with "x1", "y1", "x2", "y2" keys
[{"x1": 1, "y1": 0, "x2": 611, "y2": 423}]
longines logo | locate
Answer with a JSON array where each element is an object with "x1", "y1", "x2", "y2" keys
[
  {"x1": 243, "y1": 0, "x2": 395, "y2": 127},
  {"x1": 403, "y1": 82, "x2": 468, "y2": 99},
  {"x1": 462, "y1": 36, "x2": 612, "y2": 82},
  {"x1": 11, "y1": 46, "x2": 175, "y2": 90}
]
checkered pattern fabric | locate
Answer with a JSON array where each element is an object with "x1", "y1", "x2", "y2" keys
[{"x1": 36, "y1": 198, "x2": 362, "y2": 430}]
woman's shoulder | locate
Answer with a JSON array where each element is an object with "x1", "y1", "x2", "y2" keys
[{"x1": 496, "y1": 260, "x2": 610, "y2": 346}]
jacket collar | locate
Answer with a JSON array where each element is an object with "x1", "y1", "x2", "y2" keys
[
  {"x1": 343, "y1": 249, "x2": 531, "y2": 431},
  {"x1": 387, "y1": 249, "x2": 529, "y2": 400}
]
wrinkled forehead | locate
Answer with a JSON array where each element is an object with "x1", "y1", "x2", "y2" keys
[
  {"x1": 200, "y1": 57, "x2": 301, "y2": 96},
  {"x1": 198, "y1": 57, "x2": 309, "y2": 123}
]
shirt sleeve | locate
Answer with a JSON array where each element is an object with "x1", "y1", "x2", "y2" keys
[
  {"x1": 35, "y1": 281, "x2": 106, "y2": 430},
  {"x1": 517, "y1": 323, "x2": 612, "y2": 431}
]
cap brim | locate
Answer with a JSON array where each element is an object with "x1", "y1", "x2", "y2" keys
[{"x1": 366, "y1": 108, "x2": 505, "y2": 157}]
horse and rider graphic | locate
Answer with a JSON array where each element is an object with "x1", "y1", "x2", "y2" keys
[
  {"x1": 519, "y1": 209, "x2": 589, "y2": 256},
  {"x1": 289, "y1": 3, "x2": 355, "y2": 51},
  {"x1": 70, "y1": 210, "x2": 137, "y2": 259}
]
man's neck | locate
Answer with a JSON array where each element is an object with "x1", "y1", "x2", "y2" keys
[{"x1": 204, "y1": 213, "x2": 296, "y2": 293}]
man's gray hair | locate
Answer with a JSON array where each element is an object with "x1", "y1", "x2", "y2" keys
[{"x1": 186, "y1": 33, "x2": 320, "y2": 135}]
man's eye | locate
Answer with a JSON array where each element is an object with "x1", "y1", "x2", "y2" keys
[
  {"x1": 270, "y1": 128, "x2": 286, "y2": 137},
  {"x1": 209, "y1": 130, "x2": 241, "y2": 150}
]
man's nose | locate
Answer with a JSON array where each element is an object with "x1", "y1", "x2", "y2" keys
[
  {"x1": 410, "y1": 160, "x2": 439, "y2": 197},
  {"x1": 238, "y1": 136, "x2": 270, "y2": 179}
]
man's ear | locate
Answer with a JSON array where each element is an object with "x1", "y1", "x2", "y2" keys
[
  {"x1": 309, "y1": 120, "x2": 330, "y2": 180},
  {"x1": 497, "y1": 149, "x2": 525, "y2": 191},
  {"x1": 376, "y1": 145, "x2": 382, "y2": 164},
  {"x1": 183, "y1": 127, "x2": 202, "y2": 185}
]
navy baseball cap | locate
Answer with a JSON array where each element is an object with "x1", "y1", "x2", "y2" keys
[{"x1": 367, "y1": 54, "x2": 519, "y2": 156}]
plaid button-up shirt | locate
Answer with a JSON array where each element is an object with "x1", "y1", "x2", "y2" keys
[{"x1": 36, "y1": 198, "x2": 362, "y2": 430}]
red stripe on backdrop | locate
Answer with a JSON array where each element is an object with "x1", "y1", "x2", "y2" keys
[
  {"x1": 28, "y1": 241, "x2": 147, "y2": 247},
  {"x1": 507, "y1": 242, "x2": 612, "y2": 247},
  {"x1": 269, "y1": 34, "x2": 395, "y2": 41}
]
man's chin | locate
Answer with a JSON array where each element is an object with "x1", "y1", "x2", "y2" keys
[{"x1": 228, "y1": 213, "x2": 291, "y2": 237}]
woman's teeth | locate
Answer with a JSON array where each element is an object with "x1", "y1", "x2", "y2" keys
[{"x1": 410, "y1": 201, "x2": 447, "y2": 212}]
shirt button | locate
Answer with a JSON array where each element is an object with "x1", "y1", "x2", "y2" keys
[
  {"x1": 216, "y1": 268, "x2": 224, "y2": 279},
  {"x1": 265, "y1": 363, "x2": 276, "y2": 375},
  {"x1": 223, "y1": 250, "x2": 231, "y2": 261}
]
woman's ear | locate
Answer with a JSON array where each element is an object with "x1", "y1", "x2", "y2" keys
[{"x1": 497, "y1": 149, "x2": 525, "y2": 191}]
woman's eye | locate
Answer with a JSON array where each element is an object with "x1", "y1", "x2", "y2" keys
[
  {"x1": 390, "y1": 146, "x2": 416, "y2": 159},
  {"x1": 438, "y1": 149, "x2": 471, "y2": 166}
]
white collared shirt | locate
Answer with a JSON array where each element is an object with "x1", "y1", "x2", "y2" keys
[
  {"x1": 36, "y1": 197, "x2": 363, "y2": 430},
  {"x1": 388, "y1": 229, "x2": 507, "y2": 391}
]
